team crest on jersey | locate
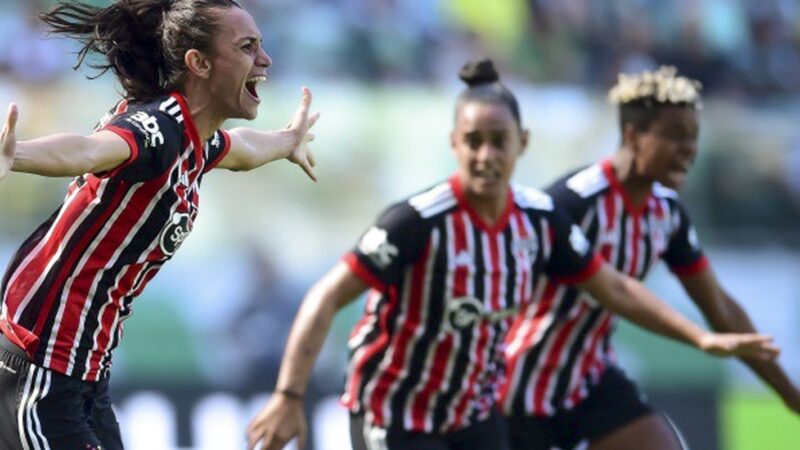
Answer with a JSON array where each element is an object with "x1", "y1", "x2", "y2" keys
[
  {"x1": 444, "y1": 297, "x2": 519, "y2": 332},
  {"x1": 159, "y1": 212, "x2": 192, "y2": 256},
  {"x1": 569, "y1": 225, "x2": 590, "y2": 256},
  {"x1": 358, "y1": 227, "x2": 399, "y2": 269},
  {"x1": 445, "y1": 297, "x2": 484, "y2": 331}
]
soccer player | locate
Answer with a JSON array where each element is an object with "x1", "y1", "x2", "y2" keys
[
  {"x1": 245, "y1": 60, "x2": 777, "y2": 450},
  {"x1": 0, "y1": 1, "x2": 318, "y2": 448},
  {"x1": 500, "y1": 66, "x2": 800, "y2": 450}
]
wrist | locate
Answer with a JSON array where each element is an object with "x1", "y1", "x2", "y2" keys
[
  {"x1": 275, "y1": 388, "x2": 305, "y2": 401},
  {"x1": 276, "y1": 129, "x2": 298, "y2": 159}
]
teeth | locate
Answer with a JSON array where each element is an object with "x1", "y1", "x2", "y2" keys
[{"x1": 247, "y1": 75, "x2": 267, "y2": 84}]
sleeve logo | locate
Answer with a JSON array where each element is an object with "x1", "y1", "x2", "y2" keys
[
  {"x1": 569, "y1": 224, "x2": 591, "y2": 256},
  {"x1": 358, "y1": 227, "x2": 399, "y2": 269},
  {"x1": 128, "y1": 111, "x2": 165, "y2": 148}
]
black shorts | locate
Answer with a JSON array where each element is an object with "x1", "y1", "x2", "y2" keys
[
  {"x1": 508, "y1": 365, "x2": 653, "y2": 450},
  {"x1": 350, "y1": 409, "x2": 510, "y2": 450},
  {"x1": 0, "y1": 332, "x2": 124, "y2": 450}
]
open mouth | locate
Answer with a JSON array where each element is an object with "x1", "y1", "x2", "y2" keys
[{"x1": 245, "y1": 75, "x2": 267, "y2": 101}]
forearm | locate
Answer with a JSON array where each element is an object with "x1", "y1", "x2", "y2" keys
[
  {"x1": 596, "y1": 274, "x2": 706, "y2": 347},
  {"x1": 225, "y1": 128, "x2": 295, "y2": 171},
  {"x1": 274, "y1": 284, "x2": 339, "y2": 394},
  {"x1": 14, "y1": 135, "x2": 101, "y2": 177}
]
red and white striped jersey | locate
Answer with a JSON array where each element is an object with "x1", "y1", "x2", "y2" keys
[
  {"x1": 0, "y1": 93, "x2": 230, "y2": 381},
  {"x1": 341, "y1": 175, "x2": 603, "y2": 433},
  {"x1": 500, "y1": 159, "x2": 708, "y2": 417}
]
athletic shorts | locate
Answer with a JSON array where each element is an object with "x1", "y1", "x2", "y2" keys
[
  {"x1": 507, "y1": 365, "x2": 653, "y2": 450},
  {"x1": 0, "y1": 332, "x2": 124, "y2": 450},
  {"x1": 350, "y1": 409, "x2": 510, "y2": 450}
]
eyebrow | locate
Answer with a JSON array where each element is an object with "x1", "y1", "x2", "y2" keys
[{"x1": 236, "y1": 36, "x2": 262, "y2": 45}]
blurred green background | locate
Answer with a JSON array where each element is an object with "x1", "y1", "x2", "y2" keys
[{"x1": 0, "y1": 0, "x2": 798, "y2": 448}]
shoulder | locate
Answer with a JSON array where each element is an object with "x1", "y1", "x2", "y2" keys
[
  {"x1": 561, "y1": 163, "x2": 609, "y2": 199},
  {"x1": 511, "y1": 183, "x2": 554, "y2": 211},
  {"x1": 407, "y1": 180, "x2": 458, "y2": 219}
]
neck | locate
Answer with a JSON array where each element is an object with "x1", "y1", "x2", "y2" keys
[
  {"x1": 464, "y1": 186, "x2": 508, "y2": 227},
  {"x1": 180, "y1": 82, "x2": 225, "y2": 142},
  {"x1": 611, "y1": 148, "x2": 653, "y2": 207}
]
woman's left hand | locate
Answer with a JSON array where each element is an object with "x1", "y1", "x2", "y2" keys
[
  {"x1": 0, "y1": 103, "x2": 18, "y2": 182},
  {"x1": 285, "y1": 87, "x2": 320, "y2": 182}
]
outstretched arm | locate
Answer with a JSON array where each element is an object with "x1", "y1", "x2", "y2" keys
[
  {"x1": 576, "y1": 263, "x2": 780, "y2": 359},
  {"x1": 246, "y1": 262, "x2": 368, "y2": 450},
  {"x1": 0, "y1": 103, "x2": 130, "y2": 180},
  {"x1": 218, "y1": 87, "x2": 320, "y2": 180},
  {"x1": 680, "y1": 267, "x2": 800, "y2": 414}
]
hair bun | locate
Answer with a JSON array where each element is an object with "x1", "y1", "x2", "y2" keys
[{"x1": 458, "y1": 58, "x2": 499, "y2": 87}]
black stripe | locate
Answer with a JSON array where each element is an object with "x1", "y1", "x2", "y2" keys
[
  {"x1": 70, "y1": 175, "x2": 180, "y2": 378},
  {"x1": 548, "y1": 306, "x2": 602, "y2": 411},
  {"x1": 389, "y1": 221, "x2": 448, "y2": 426},
  {"x1": 29, "y1": 178, "x2": 125, "y2": 363}
]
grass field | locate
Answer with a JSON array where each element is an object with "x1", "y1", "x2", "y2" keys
[{"x1": 722, "y1": 391, "x2": 800, "y2": 450}]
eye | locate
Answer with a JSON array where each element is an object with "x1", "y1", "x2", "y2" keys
[
  {"x1": 464, "y1": 134, "x2": 481, "y2": 150},
  {"x1": 491, "y1": 135, "x2": 506, "y2": 149}
]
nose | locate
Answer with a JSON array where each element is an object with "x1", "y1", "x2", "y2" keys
[
  {"x1": 476, "y1": 142, "x2": 499, "y2": 163},
  {"x1": 257, "y1": 46, "x2": 272, "y2": 68}
]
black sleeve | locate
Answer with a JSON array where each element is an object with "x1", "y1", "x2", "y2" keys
[
  {"x1": 344, "y1": 202, "x2": 430, "y2": 290},
  {"x1": 202, "y1": 129, "x2": 232, "y2": 173},
  {"x1": 543, "y1": 206, "x2": 603, "y2": 284},
  {"x1": 662, "y1": 200, "x2": 708, "y2": 275},
  {"x1": 101, "y1": 109, "x2": 183, "y2": 182}
]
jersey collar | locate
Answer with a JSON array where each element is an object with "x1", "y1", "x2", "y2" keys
[
  {"x1": 600, "y1": 159, "x2": 654, "y2": 217},
  {"x1": 449, "y1": 173, "x2": 514, "y2": 234}
]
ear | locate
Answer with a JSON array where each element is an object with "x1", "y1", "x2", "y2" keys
[
  {"x1": 518, "y1": 127, "x2": 529, "y2": 156},
  {"x1": 184, "y1": 49, "x2": 212, "y2": 79},
  {"x1": 449, "y1": 130, "x2": 457, "y2": 154}
]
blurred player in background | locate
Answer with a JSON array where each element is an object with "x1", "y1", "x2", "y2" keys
[
  {"x1": 245, "y1": 59, "x2": 777, "y2": 450},
  {"x1": 501, "y1": 66, "x2": 800, "y2": 450},
  {"x1": 0, "y1": 0, "x2": 318, "y2": 448}
]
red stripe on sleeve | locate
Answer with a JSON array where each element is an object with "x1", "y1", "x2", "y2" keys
[
  {"x1": 555, "y1": 254, "x2": 604, "y2": 285},
  {"x1": 342, "y1": 252, "x2": 388, "y2": 293},
  {"x1": 98, "y1": 125, "x2": 140, "y2": 177},
  {"x1": 670, "y1": 255, "x2": 710, "y2": 277}
]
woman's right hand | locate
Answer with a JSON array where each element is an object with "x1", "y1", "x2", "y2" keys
[
  {"x1": 698, "y1": 332, "x2": 780, "y2": 360},
  {"x1": 246, "y1": 392, "x2": 308, "y2": 450},
  {"x1": 0, "y1": 103, "x2": 18, "y2": 182}
]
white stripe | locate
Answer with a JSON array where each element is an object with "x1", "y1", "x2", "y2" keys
[
  {"x1": 664, "y1": 413, "x2": 690, "y2": 450},
  {"x1": 408, "y1": 182, "x2": 452, "y2": 212},
  {"x1": 418, "y1": 197, "x2": 457, "y2": 219},
  {"x1": 24, "y1": 367, "x2": 45, "y2": 450},
  {"x1": 566, "y1": 164, "x2": 608, "y2": 198},
  {"x1": 63, "y1": 183, "x2": 145, "y2": 375},
  {"x1": 17, "y1": 366, "x2": 36, "y2": 450},
  {"x1": 30, "y1": 370, "x2": 51, "y2": 450},
  {"x1": 159, "y1": 97, "x2": 177, "y2": 112},
  {"x1": 523, "y1": 285, "x2": 566, "y2": 416},
  {"x1": 9, "y1": 186, "x2": 96, "y2": 323},
  {"x1": 83, "y1": 162, "x2": 184, "y2": 378},
  {"x1": 168, "y1": 104, "x2": 181, "y2": 117},
  {"x1": 50, "y1": 143, "x2": 191, "y2": 374}
]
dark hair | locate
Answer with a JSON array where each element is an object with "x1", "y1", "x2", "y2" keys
[
  {"x1": 39, "y1": 0, "x2": 241, "y2": 102},
  {"x1": 619, "y1": 100, "x2": 695, "y2": 134},
  {"x1": 455, "y1": 58, "x2": 522, "y2": 128}
]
